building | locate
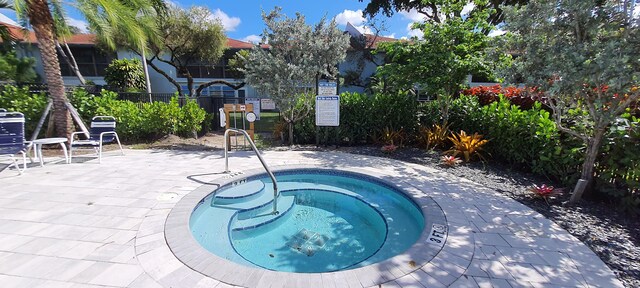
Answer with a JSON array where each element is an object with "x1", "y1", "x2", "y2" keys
[
  {"x1": 1, "y1": 21, "x2": 264, "y2": 98},
  {"x1": 2, "y1": 21, "x2": 403, "y2": 97},
  {"x1": 339, "y1": 23, "x2": 398, "y2": 94}
]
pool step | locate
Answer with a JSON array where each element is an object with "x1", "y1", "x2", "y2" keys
[
  {"x1": 231, "y1": 194, "x2": 295, "y2": 232},
  {"x1": 213, "y1": 180, "x2": 265, "y2": 205}
]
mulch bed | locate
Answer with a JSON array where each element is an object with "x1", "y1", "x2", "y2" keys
[{"x1": 329, "y1": 145, "x2": 640, "y2": 288}]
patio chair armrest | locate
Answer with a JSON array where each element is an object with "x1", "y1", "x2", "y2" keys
[{"x1": 99, "y1": 131, "x2": 119, "y2": 142}]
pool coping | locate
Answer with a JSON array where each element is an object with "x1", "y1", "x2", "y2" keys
[{"x1": 164, "y1": 164, "x2": 474, "y2": 287}]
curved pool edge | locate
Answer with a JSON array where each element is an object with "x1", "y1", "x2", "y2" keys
[{"x1": 164, "y1": 164, "x2": 472, "y2": 287}]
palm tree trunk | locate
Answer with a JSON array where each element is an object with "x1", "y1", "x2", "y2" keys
[{"x1": 27, "y1": 0, "x2": 73, "y2": 140}]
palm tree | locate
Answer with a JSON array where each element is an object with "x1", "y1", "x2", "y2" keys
[
  {"x1": 0, "y1": 1, "x2": 14, "y2": 43},
  {"x1": 14, "y1": 0, "x2": 158, "y2": 139}
]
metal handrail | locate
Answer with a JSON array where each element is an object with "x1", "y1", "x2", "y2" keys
[{"x1": 224, "y1": 128, "x2": 279, "y2": 214}]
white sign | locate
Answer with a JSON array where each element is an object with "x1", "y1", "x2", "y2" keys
[
  {"x1": 260, "y1": 98, "x2": 276, "y2": 110},
  {"x1": 245, "y1": 98, "x2": 261, "y2": 120},
  {"x1": 318, "y1": 81, "x2": 338, "y2": 96},
  {"x1": 426, "y1": 223, "x2": 447, "y2": 246},
  {"x1": 246, "y1": 112, "x2": 256, "y2": 123},
  {"x1": 315, "y1": 95, "x2": 340, "y2": 126},
  {"x1": 218, "y1": 108, "x2": 226, "y2": 127}
]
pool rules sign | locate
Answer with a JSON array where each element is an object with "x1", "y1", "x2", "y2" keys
[{"x1": 315, "y1": 95, "x2": 340, "y2": 126}]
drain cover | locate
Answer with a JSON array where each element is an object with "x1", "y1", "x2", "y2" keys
[{"x1": 285, "y1": 229, "x2": 329, "y2": 256}]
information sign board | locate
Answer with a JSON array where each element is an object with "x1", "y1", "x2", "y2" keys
[
  {"x1": 245, "y1": 98, "x2": 261, "y2": 120},
  {"x1": 318, "y1": 81, "x2": 338, "y2": 96},
  {"x1": 315, "y1": 95, "x2": 340, "y2": 126},
  {"x1": 260, "y1": 98, "x2": 276, "y2": 110}
]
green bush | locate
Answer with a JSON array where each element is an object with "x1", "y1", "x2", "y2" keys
[
  {"x1": 369, "y1": 91, "x2": 418, "y2": 143},
  {"x1": 292, "y1": 91, "x2": 419, "y2": 145},
  {"x1": 178, "y1": 98, "x2": 207, "y2": 137},
  {"x1": 104, "y1": 58, "x2": 146, "y2": 92},
  {"x1": 595, "y1": 112, "x2": 640, "y2": 214},
  {"x1": 0, "y1": 85, "x2": 48, "y2": 137},
  {"x1": 70, "y1": 88, "x2": 207, "y2": 141},
  {"x1": 424, "y1": 95, "x2": 584, "y2": 181},
  {"x1": 339, "y1": 92, "x2": 372, "y2": 145},
  {"x1": 69, "y1": 87, "x2": 103, "y2": 123}
]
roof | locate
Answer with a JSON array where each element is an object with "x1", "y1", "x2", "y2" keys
[
  {"x1": 2, "y1": 23, "x2": 37, "y2": 43},
  {"x1": 1, "y1": 21, "x2": 258, "y2": 49},
  {"x1": 226, "y1": 38, "x2": 255, "y2": 49},
  {"x1": 363, "y1": 34, "x2": 398, "y2": 49}
]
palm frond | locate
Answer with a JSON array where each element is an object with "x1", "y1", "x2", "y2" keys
[{"x1": 0, "y1": 0, "x2": 12, "y2": 10}]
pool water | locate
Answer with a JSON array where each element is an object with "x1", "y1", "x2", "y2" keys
[{"x1": 190, "y1": 170, "x2": 424, "y2": 273}]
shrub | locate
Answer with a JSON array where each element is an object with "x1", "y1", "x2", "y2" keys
[
  {"x1": 594, "y1": 112, "x2": 640, "y2": 214},
  {"x1": 0, "y1": 85, "x2": 48, "y2": 137},
  {"x1": 69, "y1": 87, "x2": 103, "y2": 123},
  {"x1": 178, "y1": 98, "x2": 207, "y2": 137},
  {"x1": 70, "y1": 88, "x2": 207, "y2": 141},
  {"x1": 104, "y1": 59, "x2": 146, "y2": 92},
  {"x1": 418, "y1": 123, "x2": 450, "y2": 149},
  {"x1": 338, "y1": 92, "x2": 372, "y2": 145},
  {"x1": 445, "y1": 130, "x2": 489, "y2": 162},
  {"x1": 461, "y1": 85, "x2": 546, "y2": 110},
  {"x1": 445, "y1": 96, "x2": 565, "y2": 170},
  {"x1": 293, "y1": 91, "x2": 419, "y2": 145},
  {"x1": 369, "y1": 91, "x2": 418, "y2": 139}
]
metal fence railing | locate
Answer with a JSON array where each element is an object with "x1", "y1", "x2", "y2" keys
[{"x1": 117, "y1": 92, "x2": 176, "y2": 104}]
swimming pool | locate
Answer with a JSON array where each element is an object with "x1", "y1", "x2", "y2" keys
[{"x1": 189, "y1": 169, "x2": 425, "y2": 273}]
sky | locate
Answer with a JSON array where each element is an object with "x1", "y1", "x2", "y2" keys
[
  {"x1": 1, "y1": 1, "x2": 637, "y2": 42},
  {"x1": 0, "y1": 0, "x2": 431, "y2": 41}
]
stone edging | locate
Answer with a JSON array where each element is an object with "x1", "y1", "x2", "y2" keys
[{"x1": 158, "y1": 164, "x2": 473, "y2": 287}]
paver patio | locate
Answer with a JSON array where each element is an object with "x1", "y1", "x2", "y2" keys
[{"x1": 0, "y1": 149, "x2": 625, "y2": 287}]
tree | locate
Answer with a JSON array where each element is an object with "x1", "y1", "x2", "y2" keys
[
  {"x1": 242, "y1": 7, "x2": 350, "y2": 145},
  {"x1": 104, "y1": 58, "x2": 146, "y2": 91},
  {"x1": 0, "y1": 50, "x2": 37, "y2": 83},
  {"x1": 14, "y1": 0, "x2": 160, "y2": 139},
  {"x1": 503, "y1": 0, "x2": 640, "y2": 202},
  {"x1": 342, "y1": 19, "x2": 390, "y2": 89},
  {"x1": 143, "y1": 5, "x2": 228, "y2": 97},
  {"x1": 359, "y1": 0, "x2": 529, "y2": 26},
  {"x1": 0, "y1": 0, "x2": 15, "y2": 44},
  {"x1": 375, "y1": 7, "x2": 498, "y2": 122}
]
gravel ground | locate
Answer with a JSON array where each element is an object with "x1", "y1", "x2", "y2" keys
[{"x1": 331, "y1": 145, "x2": 640, "y2": 288}]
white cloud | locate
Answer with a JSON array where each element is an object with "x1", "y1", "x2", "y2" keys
[
  {"x1": 212, "y1": 9, "x2": 241, "y2": 32},
  {"x1": 335, "y1": 9, "x2": 365, "y2": 26},
  {"x1": 488, "y1": 29, "x2": 507, "y2": 37},
  {"x1": 383, "y1": 33, "x2": 396, "y2": 38},
  {"x1": 67, "y1": 17, "x2": 88, "y2": 33},
  {"x1": 242, "y1": 34, "x2": 261, "y2": 44},
  {"x1": 353, "y1": 25, "x2": 373, "y2": 34},
  {"x1": 399, "y1": 9, "x2": 426, "y2": 22},
  {"x1": 0, "y1": 12, "x2": 18, "y2": 26},
  {"x1": 461, "y1": 3, "x2": 475, "y2": 16},
  {"x1": 165, "y1": 0, "x2": 181, "y2": 8},
  {"x1": 406, "y1": 23, "x2": 423, "y2": 39}
]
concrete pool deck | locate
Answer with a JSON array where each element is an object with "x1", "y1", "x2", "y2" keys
[{"x1": 0, "y1": 149, "x2": 625, "y2": 288}]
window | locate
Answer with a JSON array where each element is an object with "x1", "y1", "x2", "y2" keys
[
  {"x1": 58, "y1": 46, "x2": 115, "y2": 77},
  {"x1": 176, "y1": 50, "x2": 245, "y2": 79}
]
